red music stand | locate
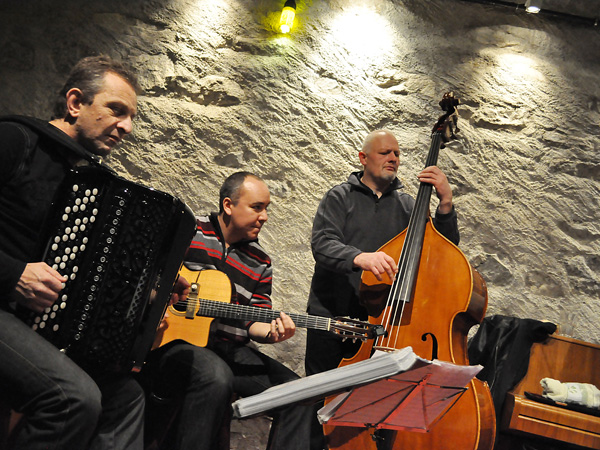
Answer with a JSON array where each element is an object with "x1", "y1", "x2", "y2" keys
[{"x1": 319, "y1": 359, "x2": 481, "y2": 432}]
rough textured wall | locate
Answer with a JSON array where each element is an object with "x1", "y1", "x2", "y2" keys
[{"x1": 1, "y1": 0, "x2": 599, "y2": 437}]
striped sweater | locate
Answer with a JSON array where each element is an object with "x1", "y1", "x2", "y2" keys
[{"x1": 184, "y1": 213, "x2": 272, "y2": 344}]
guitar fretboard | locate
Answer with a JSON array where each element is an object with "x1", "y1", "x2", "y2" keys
[{"x1": 197, "y1": 299, "x2": 332, "y2": 331}]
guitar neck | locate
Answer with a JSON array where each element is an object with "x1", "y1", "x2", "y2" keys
[{"x1": 197, "y1": 299, "x2": 332, "y2": 332}]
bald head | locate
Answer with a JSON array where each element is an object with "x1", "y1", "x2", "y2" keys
[{"x1": 361, "y1": 129, "x2": 397, "y2": 155}]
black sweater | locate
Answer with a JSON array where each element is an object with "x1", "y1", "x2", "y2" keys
[{"x1": 0, "y1": 116, "x2": 101, "y2": 307}]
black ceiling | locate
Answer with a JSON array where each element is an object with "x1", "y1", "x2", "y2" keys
[{"x1": 460, "y1": 0, "x2": 600, "y2": 25}]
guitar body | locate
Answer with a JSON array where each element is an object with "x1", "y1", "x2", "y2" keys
[{"x1": 158, "y1": 267, "x2": 234, "y2": 348}]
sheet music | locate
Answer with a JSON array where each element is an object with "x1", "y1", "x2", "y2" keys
[{"x1": 232, "y1": 347, "x2": 420, "y2": 418}]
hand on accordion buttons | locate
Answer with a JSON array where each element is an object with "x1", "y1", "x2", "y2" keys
[{"x1": 14, "y1": 262, "x2": 68, "y2": 313}]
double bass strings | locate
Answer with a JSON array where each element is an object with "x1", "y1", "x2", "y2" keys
[{"x1": 377, "y1": 131, "x2": 444, "y2": 350}]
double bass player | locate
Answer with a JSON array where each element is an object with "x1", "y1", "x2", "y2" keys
[{"x1": 304, "y1": 128, "x2": 460, "y2": 449}]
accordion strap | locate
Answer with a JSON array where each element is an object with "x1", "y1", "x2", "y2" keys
[{"x1": 0, "y1": 115, "x2": 114, "y2": 173}]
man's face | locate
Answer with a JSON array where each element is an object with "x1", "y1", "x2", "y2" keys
[
  {"x1": 227, "y1": 178, "x2": 270, "y2": 243},
  {"x1": 73, "y1": 72, "x2": 137, "y2": 157},
  {"x1": 360, "y1": 132, "x2": 400, "y2": 185}
]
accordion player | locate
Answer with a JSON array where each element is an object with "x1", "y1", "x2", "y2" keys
[{"x1": 19, "y1": 166, "x2": 196, "y2": 375}]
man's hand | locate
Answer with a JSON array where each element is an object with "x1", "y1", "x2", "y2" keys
[
  {"x1": 249, "y1": 312, "x2": 296, "y2": 343},
  {"x1": 353, "y1": 252, "x2": 397, "y2": 282},
  {"x1": 14, "y1": 262, "x2": 67, "y2": 313},
  {"x1": 170, "y1": 276, "x2": 191, "y2": 305},
  {"x1": 418, "y1": 166, "x2": 453, "y2": 214}
]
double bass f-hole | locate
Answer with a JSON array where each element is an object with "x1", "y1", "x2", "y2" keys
[{"x1": 421, "y1": 332, "x2": 439, "y2": 360}]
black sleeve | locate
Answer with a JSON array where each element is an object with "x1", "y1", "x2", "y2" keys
[
  {"x1": 433, "y1": 205, "x2": 460, "y2": 245},
  {"x1": 0, "y1": 122, "x2": 31, "y2": 299},
  {"x1": 0, "y1": 121, "x2": 31, "y2": 187}
]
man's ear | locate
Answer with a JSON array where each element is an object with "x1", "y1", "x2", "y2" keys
[
  {"x1": 358, "y1": 151, "x2": 368, "y2": 166},
  {"x1": 222, "y1": 197, "x2": 233, "y2": 216},
  {"x1": 65, "y1": 88, "x2": 84, "y2": 118}
]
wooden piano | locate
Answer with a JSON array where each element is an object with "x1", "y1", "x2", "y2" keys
[{"x1": 499, "y1": 333, "x2": 600, "y2": 449}]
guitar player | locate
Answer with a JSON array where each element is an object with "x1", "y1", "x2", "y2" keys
[{"x1": 140, "y1": 172, "x2": 311, "y2": 450}]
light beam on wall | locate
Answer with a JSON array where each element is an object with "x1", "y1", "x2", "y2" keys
[
  {"x1": 329, "y1": 6, "x2": 395, "y2": 63},
  {"x1": 279, "y1": 0, "x2": 296, "y2": 34}
]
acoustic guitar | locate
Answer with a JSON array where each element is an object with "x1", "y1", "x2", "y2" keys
[{"x1": 156, "y1": 266, "x2": 384, "y2": 349}]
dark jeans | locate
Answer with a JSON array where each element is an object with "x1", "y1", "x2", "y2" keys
[
  {"x1": 212, "y1": 340, "x2": 311, "y2": 450},
  {"x1": 141, "y1": 341, "x2": 234, "y2": 450},
  {"x1": 305, "y1": 328, "x2": 362, "y2": 450},
  {"x1": 143, "y1": 340, "x2": 311, "y2": 450},
  {"x1": 0, "y1": 307, "x2": 145, "y2": 450}
]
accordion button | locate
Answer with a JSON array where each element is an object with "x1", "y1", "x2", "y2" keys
[
  {"x1": 75, "y1": 198, "x2": 81, "y2": 206},
  {"x1": 72, "y1": 185, "x2": 79, "y2": 192},
  {"x1": 75, "y1": 218, "x2": 81, "y2": 225},
  {"x1": 62, "y1": 214, "x2": 68, "y2": 221},
  {"x1": 73, "y1": 206, "x2": 79, "y2": 213},
  {"x1": 52, "y1": 244, "x2": 58, "y2": 251},
  {"x1": 92, "y1": 188, "x2": 98, "y2": 195},
  {"x1": 59, "y1": 262, "x2": 66, "y2": 270},
  {"x1": 80, "y1": 205, "x2": 86, "y2": 211},
  {"x1": 60, "y1": 302, "x2": 67, "y2": 309},
  {"x1": 53, "y1": 325, "x2": 59, "y2": 332},
  {"x1": 85, "y1": 189, "x2": 91, "y2": 196},
  {"x1": 64, "y1": 207, "x2": 71, "y2": 214}
]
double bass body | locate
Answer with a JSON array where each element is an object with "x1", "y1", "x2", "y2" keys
[{"x1": 324, "y1": 222, "x2": 496, "y2": 449}]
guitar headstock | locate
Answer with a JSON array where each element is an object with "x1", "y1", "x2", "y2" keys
[
  {"x1": 432, "y1": 91, "x2": 461, "y2": 147},
  {"x1": 331, "y1": 317, "x2": 387, "y2": 342}
]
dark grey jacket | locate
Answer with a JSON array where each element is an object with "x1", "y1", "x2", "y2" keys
[{"x1": 307, "y1": 171, "x2": 459, "y2": 319}]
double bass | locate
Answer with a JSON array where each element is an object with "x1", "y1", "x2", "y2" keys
[{"x1": 323, "y1": 93, "x2": 496, "y2": 450}]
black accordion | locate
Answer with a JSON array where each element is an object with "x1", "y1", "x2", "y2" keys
[{"x1": 20, "y1": 167, "x2": 196, "y2": 374}]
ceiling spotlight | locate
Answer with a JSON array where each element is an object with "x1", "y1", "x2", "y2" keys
[
  {"x1": 525, "y1": 0, "x2": 543, "y2": 14},
  {"x1": 279, "y1": 0, "x2": 296, "y2": 34}
]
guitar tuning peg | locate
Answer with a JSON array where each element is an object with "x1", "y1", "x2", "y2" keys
[{"x1": 342, "y1": 337, "x2": 347, "y2": 342}]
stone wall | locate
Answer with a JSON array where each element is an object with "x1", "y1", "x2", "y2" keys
[{"x1": 1, "y1": 0, "x2": 599, "y2": 444}]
